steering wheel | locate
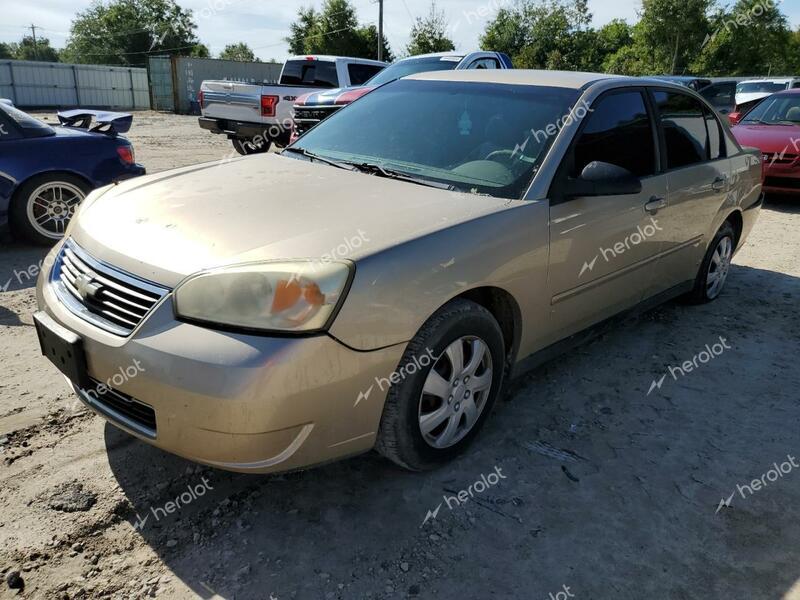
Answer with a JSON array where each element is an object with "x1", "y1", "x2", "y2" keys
[{"x1": 485, "y1": 149, "x2": 519, "y2": 168}]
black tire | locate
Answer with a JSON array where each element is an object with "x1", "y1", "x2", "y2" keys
[
  {"x1": 231, "y1": 137, "x2": 271, "y2": 155},
  {"x1": 375, "y1": 299, "x2": 506, "y2": 471},
  {"x1": 10, "y1": 173, "x2": 91, "y2": 246},
  {"x1": 685, "y1": 221, "x2": 736, "y2": 304}
]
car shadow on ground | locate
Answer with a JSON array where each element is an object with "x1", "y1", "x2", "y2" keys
[
  {"x1": 102, "y1": 261, "x2": 800, "y2": 600},
  {"x1": 0, "y1": 238, "x2": 50, "y2": 294},
  {"x1": 764, "y1": 193, "x2": 799, "y2": 213}
]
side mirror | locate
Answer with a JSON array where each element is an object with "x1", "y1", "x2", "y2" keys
[
  {"x1": 564, "y1": 161, "x2": 642, "y2": 197},
  {"x1": 728, "y1": 112, "x2": 742, "y2": 125}
]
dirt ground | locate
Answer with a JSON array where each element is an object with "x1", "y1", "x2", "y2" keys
[{"x1": 1, "y1": 111, "x2": 799, "y2": 600}]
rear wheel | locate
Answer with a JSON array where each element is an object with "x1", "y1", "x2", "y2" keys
[
  {"x1": 686, "y1": 221, "x2": 736, "y2": 304},
  {"x1": 10, "y1": 174, "x2": 90, "y2": 245},
  {"x1": 375, "y1": 299, "x2": 506, "y2": 471},
  {"x1": 231, "y1": 137, "x2": 271, "y2": 155}
]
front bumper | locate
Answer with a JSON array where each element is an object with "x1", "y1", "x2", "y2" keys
[{"x1": 36, "y1": 256, "x2": 406, "y2": 474}]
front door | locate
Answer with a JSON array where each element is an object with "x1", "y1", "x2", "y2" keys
[{"x1": 547, "y1": 89, "x2": 668, "y2": 343}]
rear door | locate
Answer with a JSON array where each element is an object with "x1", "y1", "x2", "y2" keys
[
  {"x1": 643, "y1": 89, "x2": 732, "y2": 297},
  {"x1": 547, "y1": 89, "x2": 668, "y2": 341}
]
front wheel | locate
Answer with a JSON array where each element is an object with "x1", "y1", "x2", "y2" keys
[
  {"x1": 231, "y1": 137, "x2": 271, "y2": 155},
  {"x1": 10, "y1": 174, "x2": 91, "y2": 245},
  {"x1": 375, "y1": 299, "x2": 506, "y2": 471},
  {"x1": 686, "y1": 221, "x2": 736, "y2": 304}
]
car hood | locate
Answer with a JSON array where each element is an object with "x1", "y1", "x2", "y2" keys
[
  {"x1": 296, "y1": 86, "x2": 375, "y2": 107},
  {"x1": 736, "y1": 91, "x2": 778, "y2": 106},
  {"x1": 71, "y1": 153, "x2": 516, "y2": 287},
  {"x1": 732, "y1": 124, "x2": 800, "y2": 154}
]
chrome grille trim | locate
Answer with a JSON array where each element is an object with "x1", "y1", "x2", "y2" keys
[{"x1": 50, "y1": 239, "x2": 170, "y2": 337}]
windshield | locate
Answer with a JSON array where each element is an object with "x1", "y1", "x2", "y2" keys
[
  {"x1": 365, "y1": 56, "x2": 463, "y2": 87},
  {"x1": 288, "y1": 79, "x2": 581, "y2": 200},
  {"x1": 737, "y1": 82, "x2": 789, "y2": 94},
  {"x1": 742, "y1": 95, "x2": 800, "y2": 124},
  {"x1": 0, "y1": 104, "x2": 54, "y2": 136}
]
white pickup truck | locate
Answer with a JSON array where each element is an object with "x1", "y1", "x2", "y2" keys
[{"x1": 199, "y1": 55, "x2": 387, "y2": 155}]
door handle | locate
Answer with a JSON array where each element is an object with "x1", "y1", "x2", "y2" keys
[
  {"x1": 711, "y1": 176, "x2": 727, "y2": 192},
  {"x1": 645, "y1": 196, "x2": 667, "y2": 215}
]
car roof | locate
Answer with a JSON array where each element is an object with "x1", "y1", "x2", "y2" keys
[
  {"x1": 407, "y1": 69, "x2": 625, "y2": 89},
  {"x1": 285, "y1": 55, "x2": 387, "y2": 67},
  {"x1": 400, "y1": 51, "x2": 467, "y2": 60}
]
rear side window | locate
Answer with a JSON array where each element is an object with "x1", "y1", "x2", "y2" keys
[
  {"x1": 280, "y1": 60, "x2": 339, "y2": 88},
  {"x1": 348, "y1": 63, "x2": 384, "y2": 86},
  {"x1": 572, "y1": 91, "x2": 656, "y2": 178},
  {"x1": 654, "y1": 91, "x2": 708, "y2": 169}
]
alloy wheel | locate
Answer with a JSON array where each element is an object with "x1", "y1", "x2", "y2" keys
[{"x1": 26, "y1": 182, "x2": 85, "y2": 240}]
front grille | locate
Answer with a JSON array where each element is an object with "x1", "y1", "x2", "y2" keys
[
  {"x1": 81, "y1": 379, "x2": 157, "y2": 438},
  {"x1": 763, "y1": 153, "x2": 798, "y2": 166},
  {"x1": 52, "y1": 239, "x2": 170, "y2": 336},
  {"x1": 293, "y1": 105, "x2": 343, "y2": 135},
  {"x1": 765, "y1": 176, "x2": 800, "y2": 189}
]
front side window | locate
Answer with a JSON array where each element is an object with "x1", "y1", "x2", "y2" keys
[
  {"x1": 280, "y1": 60, "x2": 339, "y2": 88},
  {"x1": 654, "y1": 91, "x2": 709, "y2": 169},
  {"x1": 571, "y1": 91, "x2": 656, "y2": 178},
  {"x1": 291, "y1": 79, "x2": 580, "y2": 200}
]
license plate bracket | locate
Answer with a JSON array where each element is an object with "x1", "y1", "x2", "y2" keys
[{"x1": 33, "y1": 312, "x2": 90, "y2": 390}]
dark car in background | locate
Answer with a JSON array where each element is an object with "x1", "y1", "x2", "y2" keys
[{"x1": 0, "y1": 105, "x2": 145, "y2": 244}]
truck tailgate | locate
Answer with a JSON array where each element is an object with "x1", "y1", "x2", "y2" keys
[{"x1": 201, "y1": 81, "x2": 261, "y2": 122}]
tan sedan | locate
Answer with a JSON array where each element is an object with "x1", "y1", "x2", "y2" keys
[{"x1": 35, "y1": 70, "x2": 763, "y2": 473}]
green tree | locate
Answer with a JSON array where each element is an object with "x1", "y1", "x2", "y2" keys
[
  {"x1": 286, "y1": 1, "x2": 391, "y2": 60},
  {"x1": 219, "y1": 42, "x2": 258, "y2": 62},
  {"x1": 406, "y1": 1, "x2": 455, "y2": 56},
  {"x1": 693, "y1": 0, "x2": 794, "y2": 76},
  {"x1": 63, "y1": 0, "x2": 205, "y2": 66},
  {"x1": 481, "y1": 0, "x2": 596, "y2": 71},
  {"x1": 286, "y1": 7, "x2": 318, "y2": 55},
  {"x1": 635, "y1": 0, "x2": 713, "y2": 74},
  {"x1": 7, "y1": 36, "x2": 61, "y2": 62},
  {"x1": 0, "y1": 43, "x2": 12, "y2": 59}
]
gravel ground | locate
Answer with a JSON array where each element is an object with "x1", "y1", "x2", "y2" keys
[{"x1": 1, "y1": 111, "x2": 799, "y2": 600}]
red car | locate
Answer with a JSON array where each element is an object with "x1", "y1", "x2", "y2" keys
[{"x1": 731, "y1": 89, "x2": 800, "y2": 195}]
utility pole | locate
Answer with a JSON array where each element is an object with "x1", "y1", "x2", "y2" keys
[
  {"x1": 29, "y1": 24, "x2": 39, "y2": 60},
  {"x1": 377, "y1": 0, "x2": 384, "y2": 62}
]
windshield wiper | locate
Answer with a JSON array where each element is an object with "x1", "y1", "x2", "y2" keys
[
  {"x1": 282, "y1": 147, "x2": 356, "y2": 171},
  {"x1": 348, "y1": 162, "x2": 459, "y2": 191}
]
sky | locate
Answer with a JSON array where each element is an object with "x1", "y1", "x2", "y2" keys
[{"x1": 1, "y1": 0, "x2": 799, "y2": 63}]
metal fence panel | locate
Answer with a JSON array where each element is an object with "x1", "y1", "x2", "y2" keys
[{"x1": 0, "y1": 59, "x2": 149, "y2": 109}]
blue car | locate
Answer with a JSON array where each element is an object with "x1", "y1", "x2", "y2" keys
[{"x1": 0, "y1": 105, "x2": 145, "y2": 244}]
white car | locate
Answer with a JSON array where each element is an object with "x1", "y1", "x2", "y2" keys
[
  {"x1": 198, "y1": 55, "x2": 387, "y2": 155},
  {"x1": 735, "y1": 78, "x2": 800, "y2": 107}
]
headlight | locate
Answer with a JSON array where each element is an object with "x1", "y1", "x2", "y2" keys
[{"x1": 173, "y1": 261, "x2": 353, "y2": 333}]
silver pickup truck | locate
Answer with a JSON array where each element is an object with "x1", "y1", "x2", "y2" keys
[{"x1": 198, "y1": 55, "x2": 387, "y2": 155}]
